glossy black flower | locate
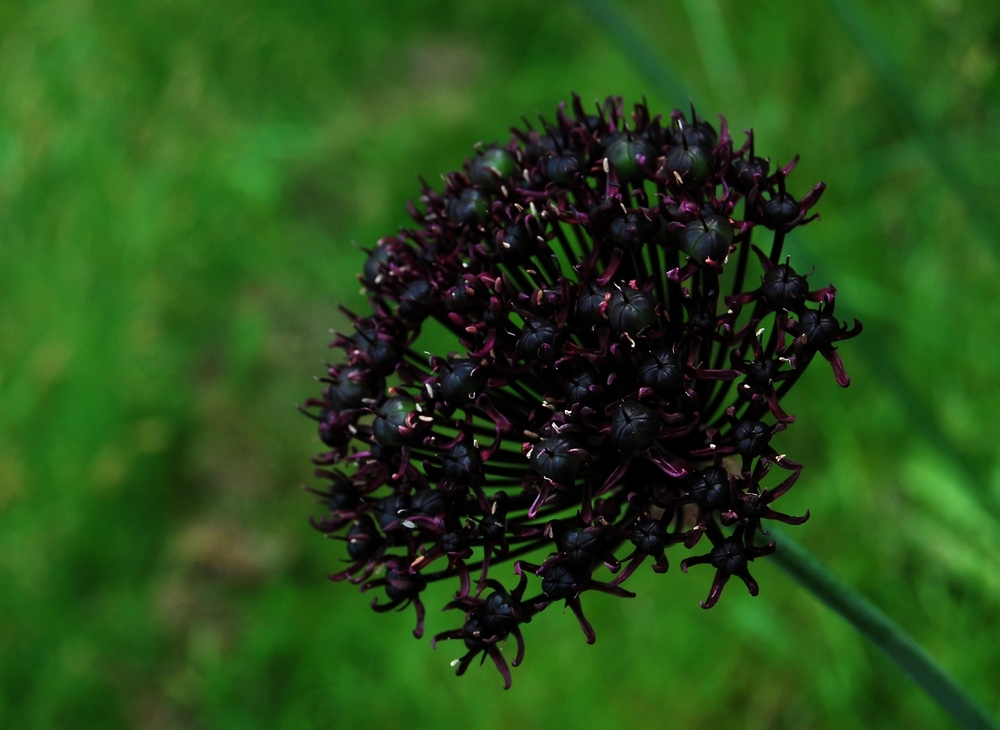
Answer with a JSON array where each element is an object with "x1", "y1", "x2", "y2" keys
[{"x1": 304, "y1": 95, "x2": 860, "y2": 688}]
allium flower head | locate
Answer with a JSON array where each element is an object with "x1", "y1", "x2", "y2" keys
[{"x1": 303, "y1": 95, "x2": 861, "y2": 688}]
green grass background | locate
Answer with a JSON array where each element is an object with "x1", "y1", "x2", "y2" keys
[{"x1": 2, "y1": 0, "x2": 1000, "y2": 727}]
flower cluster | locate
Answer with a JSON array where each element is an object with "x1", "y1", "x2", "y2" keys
[{"x1": 303, "y1": 96, "x2": 861, "y2": 688}]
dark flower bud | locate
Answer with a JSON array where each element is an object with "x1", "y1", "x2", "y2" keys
[
  {"x1": 688, "y1": 466, "x2": 732, "y2": 509},
  {"x1": 479, "y1": 511, "x2": 506, "y2": 542},
  {"x1": 525, "y1": 134, "x2": 557, "y2": 162},
  {"x1": 375, "y1": 493, "x2": 411, "y2": 531},
  {"x1": 372, "y1": 395, "x2": 419, "y2": 446},
  {"x1": 544, "y1": 153, "x2": 583, "y2": 185},
  {"x1": 670, "y1": 117, "x2": 717, "y2": 148},
  {"x1": 529, "y1": 434, "x2": 584, "y2": 483},
  {"x1": 517, "y1": 316, "x2": 562, "y2": 361},
  {"x1": 461, "y1": 616, "x2": 490, "y2": 652},
  {"x1": 439, "y1": 530, "x2": 465, "y2": 554},
  {"x1": 733, "y1": 419, "x2": 770, "y2": 458},
  {"x1": 448, "y1": 188, "x2": 490, "y2": 225},
  {"x1": 439, "y1": 359, "x2": 486, "y2": 403},
  {"x1": 317, "y1": 409, "x2": 352, "y2": 448},
  {"x1": 630, "y1": 518, "x2": 666, "y2": 553},
  {"x1": 398, "y1": 278, "x2": 434, "y2": 321},
  {"x1": 325, "y1": 486, "x2": 360, "y2": 514},
  {"x1": 481, "y1": 591, "x2": 519, "y2": 633},
  {"x1": 798, "y1": 309, "x2": 841, "y2": 350},
  {"x1": 351, "y1": 318, "x2": 401, "y2": 375},
  {"x1": 564, "y1": 367, "x2": 600, "y2": 406},
  {"x1": 679, "y1": 215, "x2": 734, "y2": 265},
  {"x1": 541, "y1": 562, "x2": 580, "y2": 600},
  {"x1": 384, "y1": 565, "x2": 426, "y2": 602},
  {"x1": 441, "y1": 440, "x2": 482, "y2": 482},
  {"x1": 744, "y1": 358, "x2": 781, "y2": 388},
  {"x1": 411, "y1": 488, "x2": 450, "y2": 517},
  {"x1": 557, "y1": 523, "x2": 602, "y2": 568},
  {"x1": 346, "y1": 517, "x2": 381, "y2": 561},
  {"x1": 732, "y1": 156, "x2": 770, "y2": 193},
  {"x1": 666, "y1": 144, "x2": 712, "y2": 185},
  {"x1": 607, "y1": 287, "x2": 658, "y2": 336},
  {"x1": 608, "y1": 212, "x2": 647, "y2": 251},
  {"x1": 361, "y1": 243, "x2": 392, "y2": 289},
  {"x1": 710, "y1": 537, "x2": 747, "y2": 574},
  {"x1": 761, "y1": 263, "x2": 808, "y2": 311},
  {"x1": 444, "y1": 279, "x2": 487, "y2": 312},
  {"x1": 639, "y1": 349, "x2": 684, "y2": 397},
  {"x1": 686, "y1": 309, "x2": 716, "y2": 332},
  {"x1": 326, "y1": 365, "x2": 376, "y2": 410},
  {"x1": 762, "y1": 193, "x2": 800, "y2": 228},
  {"x1": 499, "y1": 224, "x2": 532, "y2": 264},
  {"x1": 471, "y1": 147, "x2": 517, "y2": 191},
  {"x1": 576, "y1": 282, "x2": 612, "y2": 325},
  {"x1": 605, "y1": 136, "x2": 654, "y2": 184},
  {"x1": 610, "y1": 400, "x2": 662, "y2": 453}
]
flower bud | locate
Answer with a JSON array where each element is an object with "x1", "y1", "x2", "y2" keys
[
  {"x1": 610, "y1": 400, "x2": 662, "y2": 453},
  {"x1": 448, "y1": 188, "x2": 489, "y2": 225},
  {"x1": 544, "y1": 153, "x2": 583, "y2": 185},
  {"x1": 762, "y1": 193, "x2": 800, "y2": 228},
  {"x1": 441, "y1": 440, "x2": 482, "y2": 482},
  {"x1": 372, "y1": 395, "x2": 419, "y2": 446},
  {"x1": 576, "y1": 282, "x2": 612, "y2": 325},
  {"x1": 639, "y1": 349, "x2": 684, "y2": 397},
  {"x1": 666, "y1": 144, "x2": 712, "y2": 185},
  {"x1": 679, "y1": 215, "x2": 734, "y2": 265},
  {"x1": 733, "y1": 419, "x2": 770, "y2": 458},
  {"x1": 761, "y1": 263, "x2": 808, "y2": 311},
  {"x1": 605, "y1": 136, "x2": 654, "y2": 184},
  {"x1": 439, "y1": 359, "x2": 486, "y2": 403},
  {"x1": 607, "y1": 287, "x2": 658, "y2": 336},
  {"x1": 471, "y1": 147, "x2": 517, "y2": 191},
  {"x1": 608, "y1": 211, "x2": 647, "y2": 251},
  {"x1": 529, "y1": 434, "x2": 584, "y2": 483},
  {"x1": 630, "y1": 518, "x2": 666, "y2": 553},
  {"x1": 731, "y1": 156, "x2": 770, "y2": 193},
  {"x1": 326, "y1": 365, "x2": 376, "y2": 409},
  {"x1": 517, "y1": 316, "x2": 562, "y2": 361},
  {"x1": 688, "y1": 466, "x2": 732, "y2": 509}
]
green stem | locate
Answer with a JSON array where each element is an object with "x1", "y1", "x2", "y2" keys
[{"x1": 766, "y1": 528, "x2": 1000, "y2": 730}]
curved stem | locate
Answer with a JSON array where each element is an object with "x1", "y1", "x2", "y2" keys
[{"x1": 765, "y1": 528, "x2": 999, "y2": 730}]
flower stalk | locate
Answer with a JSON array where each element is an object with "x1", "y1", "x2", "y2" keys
[{"x1": 766, "y1": 528, "x2": 1000, "y2": 730}]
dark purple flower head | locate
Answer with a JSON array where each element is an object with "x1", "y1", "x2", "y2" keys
[{"x1": 303, "y1": 95, "x2": 861, "y2": 688}]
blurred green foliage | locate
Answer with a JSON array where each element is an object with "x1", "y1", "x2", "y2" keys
[{"x1": 2, "y1": 0, "x2": 1000, "y2": 727}]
